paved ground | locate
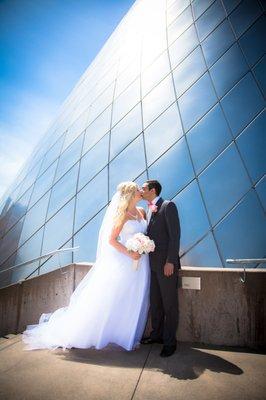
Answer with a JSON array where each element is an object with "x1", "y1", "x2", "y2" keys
[{"x1": 0, "y1": 334, "x2": 265, "y2": 400}]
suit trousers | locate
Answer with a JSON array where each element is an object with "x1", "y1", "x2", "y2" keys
[{"x1": 150, "y1": 269, "x2": 179, "y2": 346}]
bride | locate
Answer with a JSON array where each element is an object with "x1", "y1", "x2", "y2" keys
[{"x1": 22, "y1": 181, "x2": 150, "y2": 351}]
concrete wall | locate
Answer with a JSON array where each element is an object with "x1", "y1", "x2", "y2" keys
[{"x1": 0, "y1": 263, "x2": 265, "y2": 349}]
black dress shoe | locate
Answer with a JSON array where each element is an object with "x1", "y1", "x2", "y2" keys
[
  {"x1": 160, "y1": 345, "x2": 176, "y2": 357},
  {"x1": 140, "y1": 337, "x2": 163, "y2": 345}
]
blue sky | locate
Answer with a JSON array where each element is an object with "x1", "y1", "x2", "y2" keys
[{"x1": 0, "y1": 0, "x2": 134, "y2": 199}]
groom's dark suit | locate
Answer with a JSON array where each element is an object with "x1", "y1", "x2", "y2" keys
[{"x1": 147, "y1": 197, "x2": 181, "y2": 347}]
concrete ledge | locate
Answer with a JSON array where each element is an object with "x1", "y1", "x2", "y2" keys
[{"x1": 0, "y1": 264, "x2": 265, "y2": 349}]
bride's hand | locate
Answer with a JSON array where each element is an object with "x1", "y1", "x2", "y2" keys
[{"x1": 128, "y1": 251, "x2": 141, "y2": 260}]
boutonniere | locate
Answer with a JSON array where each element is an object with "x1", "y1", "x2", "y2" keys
[{"x1": 148, "y1": 204, "x2": 158, "y2": 213}]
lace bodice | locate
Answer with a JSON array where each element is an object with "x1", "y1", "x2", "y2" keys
[{"x1": 119, "y1": 219, "x2": 147, "y2": 245}]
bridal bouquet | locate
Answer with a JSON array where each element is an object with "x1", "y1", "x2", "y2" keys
[{"x1": 125, "y1": 233, "x2": 155, "y2": 270}]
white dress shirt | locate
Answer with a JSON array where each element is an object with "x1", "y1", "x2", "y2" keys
[{"x1": 147, "y1": 196, "x2": 160, "y2": 224}]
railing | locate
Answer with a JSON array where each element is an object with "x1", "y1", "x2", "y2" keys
[
  {"x1": 226, "y1": 258, "x2": 266, "y2": 283},
  {"x1": 0, "y1": 246, "x2": 80, "y2": 284}
]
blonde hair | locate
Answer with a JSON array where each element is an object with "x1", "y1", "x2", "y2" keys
[{"x1": 114, "y1": 181, "x2": 138, "y2": 227}]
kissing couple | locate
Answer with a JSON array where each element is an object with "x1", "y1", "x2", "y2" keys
[{"x1": 22, "y1": 180, "x2": 181, "y2": 358}]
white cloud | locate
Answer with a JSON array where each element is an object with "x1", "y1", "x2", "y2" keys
[{"x1": 0, "y1": 88, "x2": 60, "y2": 200}]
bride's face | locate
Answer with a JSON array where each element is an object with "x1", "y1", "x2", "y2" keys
[{"x1": 133, "y1": 187, "x2": 143, "y2": 202}]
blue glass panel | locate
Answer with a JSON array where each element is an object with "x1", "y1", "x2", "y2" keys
[
  {"x1": 181, "y1": 232, "x2": 222, "y2": 267},
  {"x1": 169, "y1": 24, "x2": 199, "y2": 70},
  {"x1": 0, "y1": 218, "x2": 24, "y2": 265},
  {"x1": 229, "y1": 0, "x2": 262, "y2": 38},
  {"x1": 196, "y1": 0, "x2": 226, "y2": 41},
  {"x1": 75, "y1": 168, "x2": 108, "y2": 232},
  {"x1": 202, "y1": 19, "x2": 235, "y2": 67},
  {"x1": 145, "y1": 102, "x2": 183, "y2": 166},
  {"x1": 172, "y1": 180, "x2": 210, "y2": 253},
  {"x1": 239, "y1": 15, "x2": 266, "y2": 67},
  {"x1": 142, "y1": 75, "x2": 176, "y2": 128},
  {"x1": 74, "y1": 208, "x2": 106, "y2": 263},
  {"x1": 112, "y1": 78, "x2": 140, "y2": 126},
  {"x1": 199, "y1": 143, "x2": 251, "y2": 225},
  {"x1": 255, "y1": 177, "x2": 266, "y2": 210},
  {"x1": 82, "y1": 106, "x2": 111, "y2": 155},
  {"x1": 29, "y1": 160, "x2": 57, "y2": 208},
  {"x1": 39, "y1": 240, "x2": 73, "y2": 275},
  {"x1": 192, "y1": 0, "x2": 215, "y2": 20},
  {"x1": 109, "y1": 136, "x2": 146, "y2": 196},
  {"x1": 173, "y1": 46, "x2": 206, "y2": 97},
  {"x1": 54, "y1": 135, "x2": 83, "y2": 182},
  {"x1": 42, "y1": 199, "x2": 75, "y2": 255},
  {"x1": 187, "y1": 104, "x2": 232, "y2": 174},
  {"x1": 222, "y1": 0, "x2": 241, "y2": 14},
  {"x1": 253, "y1": 55, "x2": 266, "y2": 97},
  {"x1": 168, "y1": 0, "x2": 190, "y2": 26},
  {"x1": 47, "y1": 163, "x2": 79, "y2": 220},
  {"x1": 221, "y1": 72, "x2": 264, "y2": 137},
  {"x1": 0, "y1": 253, "x2": 18, "y2": 288},
  {"x1": 78, "y1": 134, "x2": 109, "y2": 191},
  {"x1": 18, "y1": 159, "x2": 42, "y2": 198},
  {"x1": 19, "y1": 192, "x2": 50, "y2": 246},
  {"x1": 210, "y1": 43, "x2": 249, "y2": 98},
  {"x1": 12, "y1": 227, "x2": 43, "y2": 283},
  {"x1": 168, "y1": 5, "x2": 193, "y2": 45},
  {"x1": 237, "y1": 111, "x2": 266, "y2": 183},
  {"x1": 38, "y1": 134, "x2": 65, "y2": 176},
  {"x1": 148, "y1": 137, "x2": 194, "y2": 199},
  {"x1": 179, "y1": 72, "x2": 217, "y2": 132},
  {"x1": 5, "y1": 186, "x2": 32, "y2": 232},
  {"x1": 110, "y1": 104, "x2": 142, "y2": 160},
  {"x1": 141, "y1": 51, "x2": 170, "y2": 97},
  {"x1": 214, "y1": 190, "x2": 266, "y2": 267}
]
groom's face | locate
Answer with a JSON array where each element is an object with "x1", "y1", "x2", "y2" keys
[{"x1": 141, "y1": 183, "x2": 156, "y2": 202}]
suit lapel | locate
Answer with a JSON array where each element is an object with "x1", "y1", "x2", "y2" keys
[{"x1": 147, "y1": 197, "x2": 164, "y2": 232}]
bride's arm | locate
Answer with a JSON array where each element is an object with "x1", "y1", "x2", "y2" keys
[
  {"x1": 137, "y1": 207, "x2": 147, "y2": 220},
  {"x1": 109, "y1": 222, "x2": 140, "y2": 260}
]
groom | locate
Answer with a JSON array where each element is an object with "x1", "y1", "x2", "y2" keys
[{"x1": 141, "y1": 180, "x2": 181, "y2": 357}]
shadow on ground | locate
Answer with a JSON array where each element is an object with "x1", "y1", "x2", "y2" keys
[{"x1": 55, "y1": 341, "x2": 243, "y2": 380}]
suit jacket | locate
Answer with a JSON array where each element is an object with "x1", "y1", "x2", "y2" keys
[{"x1": 147, "y1": 198, "x2": 181, "y2": 272}]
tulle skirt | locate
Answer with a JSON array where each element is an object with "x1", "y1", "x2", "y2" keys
[{"x1": 22, "y1": 250, "x2": 150, "y2": 352}]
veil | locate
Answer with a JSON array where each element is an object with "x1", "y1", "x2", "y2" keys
[{"x1": 67, "y1": 191, "x2": 121, "y2": 306}]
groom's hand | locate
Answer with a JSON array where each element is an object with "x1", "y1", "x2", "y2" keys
[{"x1": 164, "y1": 262, "x2": 174, "y2": 277}]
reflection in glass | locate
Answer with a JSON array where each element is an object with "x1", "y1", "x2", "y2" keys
[
  {"x1": 145, "y1": 102, "x2": 182, "y2": 166},
  {"x1": 12, "y1": 227, "x2": 43, "y2": 283},
  {"x1": 214, "y1": 189, "x2": 266, "y2": 267},
  {"x1": 187, "y1": 103, "x2": 232, "y2": 174},
  {"x1": 210, "y1": 43, "x2": 249, "y2": 98},
  {"x1": 29, "y1": 160, "x2": 57, "y2": 208},
  {"x1": 110, "y1": 104, "x2": 142, "y2": 160},
  {"x1": 179, "y1": 72, "x2": 217, "y2": 132},
  {"x1": 109, "y1": 136, "x2": 146, "y2": 196},
  {"x1": 237, "y1": 110, "x2": 265, "y2": 184},
  {"x1": 112, "y1": 78, "x2": 140, "y2": 126},
  {"x1": 148, "y1": 137, "x2": 194, "y2": 199},
  {"x1": 19, "y1": 192, "x2": 50, "y2": 247},
  {"x1": 74, "y1": 208, "x2": 106, "y2": 263},
  {"x1": 54, "y1": 134, "x2": 83, "y2": 182},
  {"x1": 75, "y1": 168, "x2": 108, "y2": 232},
  {"x1": 221, "y1": 72, "x2": 264, "y2": 137},
  {"x1": 47, "y1": 163, "x2": 79, "y2": 220},
  {"x1": 82, "y1": 106, "x2": 111, "y2": 155},
  {"x1": 142, "y1": 75, "x2": 175, "y2": 128},
  {"x1": 173, "y1": 46, "x2": 206, "y2": 97},
  {"x1": 199, "y1": 143, "x2": 251, "y2": 225},
  {"x1": 79, "y1": 134, "x2": 109, "y2": 191},
  {"x1": 181, "y1": 232, "x2": 222, "y2": 267},
  {"x1": 42, "y1": 199, "x2": 75, "y2": 255},
  {"x1": 172, "y1": 179, "x2": 210, "y2": 253}
]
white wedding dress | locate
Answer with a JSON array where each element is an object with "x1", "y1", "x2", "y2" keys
[{"x1": 22, "y1": 217, "x2": 150, "y2": 352}]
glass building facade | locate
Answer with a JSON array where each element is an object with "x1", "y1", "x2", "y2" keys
[{"x1": 0, "y1": 0, "x2": 265, "y2": 288}]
